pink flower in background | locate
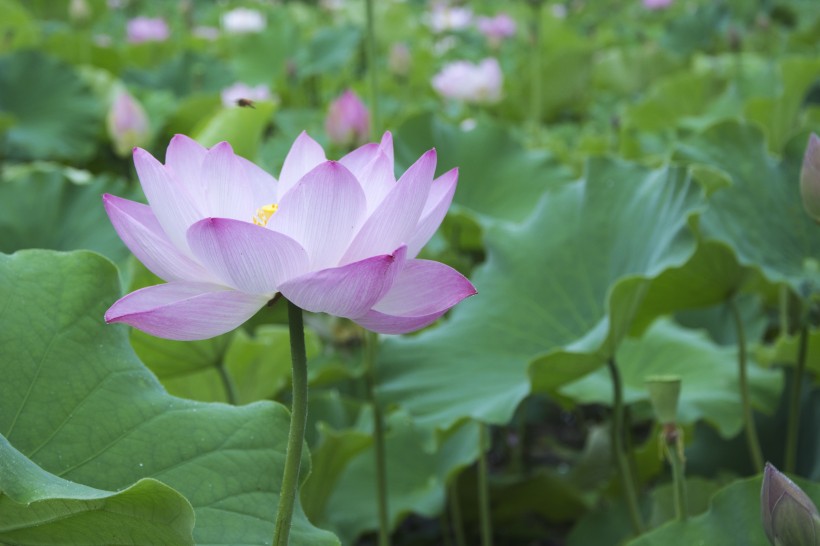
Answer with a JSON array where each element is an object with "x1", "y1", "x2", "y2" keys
[
  {"x1": 476, "y1": 13, "x2": 517, "y2": 46},
  {"x1": 126, "y1": 17, "x2": 170, "y2": 43},
  {"x1": 427, "y1": 3, "x2": 473, "y2": 33},
  {"x1": 221, "y1": 8, "x2": 266, "y2": 34},
  {"x1": 432, "y1": 58, "x2": 503, "y2": 104},
  {"x1": 103, "y1": 132, "x2": 476, "y2": 340},
  {"x1": 220, "y1": 82, "x2": 272, "y2": 107},
  {"x1": 325, "y1": 90, "x2": 370, "y2": 147},
  {"x1": 642, "y1": 0, "x2": 673, "y2": 9},
  {"x1": 107, "y1": 88, "x2": 150, "y2": 157}
]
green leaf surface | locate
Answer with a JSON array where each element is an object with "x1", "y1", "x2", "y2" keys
[
  {"x1": 311, "y1": 413, "x2": 480, "y2": 544},
  {"x1": 394, "y1": 114, "x2": 574, "y2": 223},
  {"x1": 0, "y1": 435, "x2": 195, "y2": 545},
  {"x1": 627, "y1": 475, "x2": 820, "y2": 546},
  {"x1": 560, "y1": 318, "x2": 784, "y2": 437},
  {"x1": 0, "y1": 250, "x2": 338, "y2": 546},
  {"x1": 378, "y1": 158, "x2": 705, "y2": 436},
  {"x1": 0, "y1": 163, "x2": 130, "y2": 263},
  {"x1": 0, "y1": 50, "x2": 102, "y2": 161},
  {"x1": 194, "y1": 101, "x2": 276, "y2": 160},
  {"x1": 675, "y1": 121, "x2": 820, "y2": 295}
]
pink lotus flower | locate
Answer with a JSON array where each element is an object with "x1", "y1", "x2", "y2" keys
[
  {"x1": 432, "y1": 58, "x2": 503, "y2": 104},
  {"x1": 107, "y1": 88, "x2": 151, "y2": 157},
  {"x1": 476, "y1": 13, "x2": 517, "y2": 46},
  {"x1": 103, "y1": 133, "x2": 476, "y2": 340},
  {"x1": 220, "y1": 7, "x2": 266, "y2": 34},
  {"x1": 325, "y1": 90, "x2": 370, "y2": 147},
  {"x1": 126, "y1": 17, "x2": 170, "y2": 43},
  {"x1": 642, "y1": 0, "x2": 673, "y2": 10}
]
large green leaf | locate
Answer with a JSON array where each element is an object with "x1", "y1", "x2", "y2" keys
[
  {"x1": 309, "y1": 412, "x2": 480, "y2": 544},
  {"x1": 0, "y1": 50, "x2": 102, "y2": 161},
  {"x1": 0, "y1": 163, "x2": 130, "y2": 263},
  {"x1": 194, "y1": 100, "x2": 276, "y2": 160},
  {"x1": 560, "y1": 318, "x2": 784, "y2": 438},
  {"x1": 675, "y1": 121, "x2": 820, "y2": 295},
  {"x1": 627, "y1": 475, "x2": 820, "y2": 546},
  {"x1": 377, "y1": 158, "x2": 705, "y2": 435},
  {"x1": 132, "y1": 324, "x2": 322, "y2": 404},
  {"x1": 393, "y1": 114, "x2": 574, "y2": 224},
  {"x1": 0, "y1": 250, "x2": 338, "y2": 546},
  {"x1": 0, "y1": 435, "x2": 195, "y2": 545}
]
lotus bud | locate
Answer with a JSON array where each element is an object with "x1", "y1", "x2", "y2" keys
[
  {"x1": 800, "y1": 134, "x2": 820, "y2": 222},
  {"x1": 107, "y1": 88, "x2": 150, "y2": 157},
  {"x1": 388, "y1": 43, "x2": 411, "y2": 77},
  {"x1": 69, "y1": 0, "x2": 91, "y2": 23},
  {"x1": 645, "y1": 375, "x2": 682, "y2": 425},
  {"x1": 325, "y1": 90, "x2": 370, "y2": 148},
  {"x1": 761, "y1": 463, "x2": 820, "y2": 546}
]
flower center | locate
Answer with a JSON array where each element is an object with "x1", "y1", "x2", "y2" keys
[{"x1": 252, "y1": 203, "x2": 278, "y2": 226}]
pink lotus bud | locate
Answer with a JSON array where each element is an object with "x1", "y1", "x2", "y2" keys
[
  {"x1": 801, "y1": 134, "x2": 820, "y2": 222},
  {"x1": 476, "y1": 13, "x2": 517, "y2": 47},
  {"x1": 761, "y1": 463, "x2": 820, "y2": 546},
  {"x1": 220, "y1": 82, "x2": 273, "y2": 108},
  {"x1": 388, "y1": 43, "x2": 411, "y2": 77},
  {"x1": 432, "y1": 58, "x2": 503, "y2": 104},
  {"x1": 325, "y1": 90, "x2": 370, "y2": 147},
  {"x1": 643, "y1": 0, "x2": 674, "y2": 10},
  {"x1": 126, "y1": 17, "x2": 170, "y2": 43},
  {"x1": 107, "y1": 88, "x2": 150, "y2": 157}
]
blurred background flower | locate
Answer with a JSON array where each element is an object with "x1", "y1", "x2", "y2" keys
[
  {"x1": 221, "y1": 7, "x2": 266, "y2": 34},
  {"x1": 432, "y1": 58, "x2": 503, "y2": 104},
  {"x1": 106, "y1": 88, "x2": 150, "y2": 157},
  {"x1": 325, "y1": 89, "x2": 370, "y2": 147},
  {"x1": 126, "y1": 16, "x2": 169, "y2": 43},
  {"x1": 220, "y1": 82, "x2": 273, "y2": 108}
]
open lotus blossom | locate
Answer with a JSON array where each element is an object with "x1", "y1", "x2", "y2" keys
[
  {"x1": 642, "y1": 0, "x2": 673, "y2": 9},
  {"x1": 104, "y1": 133, "x2": 476, "y2": 340}
]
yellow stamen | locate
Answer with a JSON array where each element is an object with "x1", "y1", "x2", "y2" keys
[{"x1": 253, "y1": 203, "x2": 278, "y2": 226}]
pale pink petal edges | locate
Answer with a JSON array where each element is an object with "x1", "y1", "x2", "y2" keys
[
  {"x1": 352, "y1": 259, "x2": 476, "y2": 334},
  {"x1": 105, "y1": 282, "x2": 269, "y2": 341}
]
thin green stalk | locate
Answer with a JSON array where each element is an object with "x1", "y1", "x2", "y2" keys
[
  {"x1": 448, "y1": 479, "x2": 466, "y2": 546},
  {"x1": 528, "y1": 0, "x2": 543, "y2": 142},
  {"x1": 665, "y1": 427, "x2": 688, "y2": 522},
  {"x1": 364, "y1": 330, "x2": 390, "y2": 546},
  {"x1": 785, "y1": 322, "x2": 809, "y2": 473},
  {"x1": 606, "y1": 358, "x2": 645, "y2": 535},
  {"x1": 272, "y1": 302, "x2": 309, "y2": 546},
  {"x1": 728, "y1": 299, "x2": 764, "y2": 473},
  {"x1": 478, "y1": 423, "x2": 494, "y2": 546},
  {"x1": 216, "y1": 361, "x2": 238, "y2": 405},
  {"x1": 364, "y1": 0, "x2": 380, "y2": 138}
]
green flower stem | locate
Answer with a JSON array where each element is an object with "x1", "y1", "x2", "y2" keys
[
  {"x1": 273, "y1": 301, "x2": 309, "y2": 546},
  {"x1": 216, "y1": 361, "x2": 238, "y2": 405},
  {"x1": 665, "y1": 427, "x2": 688, "y2": 522},
  {"x1": 785, "y1": 322, "x2": 809, "y2": 473},
  {"x1": 528, "y1": 0, "x2": 543, "y2": 142},
  {"x1": 364, "y1": 330, "x2": 391, "y2": 546},
  {"x1": 448, "y1": 479, "x2": 466, "y2": 546},
  {"x1": 728, "y1": 299, "x2": 764, "y2": 473},
  {"x1": 365, "y1": 0, "x2": 380, "y2": 138},
  {"x1": 606, "y1": 358, "x2": 645, "y2": 536},
  {"x1": 478, "y1": 423, "x2": 494, "y2": 546}
]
